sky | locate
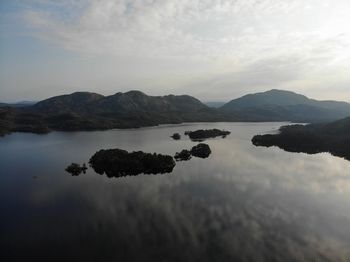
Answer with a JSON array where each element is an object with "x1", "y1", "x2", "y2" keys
[{"x1": 1, "y1": 0, "x2": 350, "y2": 103}]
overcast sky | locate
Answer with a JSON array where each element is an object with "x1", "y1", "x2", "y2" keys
[{"x1": 1, "y1": 0, "x2": 350, "y2": 102}]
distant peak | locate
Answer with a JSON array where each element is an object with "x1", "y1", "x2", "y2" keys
[
  {"x1": 265, "y1": 89, "x2": 298, "y2": 94},
  {"x1": 124, "y1": 90, "x2": 147, "y2": 96},
  {"x1": 259, "y1": 89, "x2": 308, "y2": 99},
  {"x1": 70, "y1": 91, "x2": 104, "y2": 97}
]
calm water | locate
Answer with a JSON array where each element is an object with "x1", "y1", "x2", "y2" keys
[{"x1": 1, "y1": 122, "x2": 350, "y2": 262}]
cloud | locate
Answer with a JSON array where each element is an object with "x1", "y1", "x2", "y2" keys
[
  {"x1": 2, "y1": 0, "x2": 350, "y2": 101},
  {"x1": 23, "y1": 0, "x2": 350, "y2": 61}
]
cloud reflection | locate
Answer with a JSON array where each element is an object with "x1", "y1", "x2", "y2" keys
[{"x1": 1, "y1": 123, "x2": 350, "y2": 261}]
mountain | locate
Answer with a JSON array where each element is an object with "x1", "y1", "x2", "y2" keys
[
  {"x1": 32, "y1": 91, "x2": 207, "y2": 113},
  {"x1": 1, "y1": 89, "x2": 350, "y2": 137},
  {"x1": 252, "y1": 117, "x2": 350, "y2": 160},
  {"x1": 31, "y1": 90, "x2": 223, "y2": 125},
  {"x1": 0, "y1": 101, "x2": 37, "y2": 108},
  {"x1": 33, "y1": 92, "x2": 104, "y2": 113},
  {"x1": 222, "y1": 89, "x2": 310, "y2": 108},
  {"x1": 0, "y1": 91, "x2": 228, "y2": 136},
  {"x1": 221, "y1": 89, "x2": 350, "y2": 122},
  {"x1": 322, "y1": 116, "x2": 350, "y2": 135},
  {"x1": 91, "y1": 91, "x2": 207, "y2": 114},
  {"x1": 204, "y1": 101, "x2": 226, "y2": 108}
]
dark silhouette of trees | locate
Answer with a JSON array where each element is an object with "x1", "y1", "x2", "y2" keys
[
  {"x1": 174, "y1": 150, "x2": 192, "y2": 161},
  {"x1": 89, "y1": 149, "x2": 176, "y2": 177},
  {"x1": 190, "y1": 143, "x2": 211, "y2": 158},
  {"x1": 171, "y1": 133, "x2": 181, "y2": 140},
  {"x1": 65, "y1": 163, "x2": 87, "y2": 176},
  {"x1": 252, "y1": 120, "x2": 350, "y2": 161},
  {"x1": 185, "y1": 129, "x2": 230, "y2": 141}
]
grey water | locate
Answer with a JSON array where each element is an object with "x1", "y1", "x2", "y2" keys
[{"x1": 1, "y1": 122, "x2": 350, "y2": 262}]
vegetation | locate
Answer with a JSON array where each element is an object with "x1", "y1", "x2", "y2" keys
[
  {"x1": 171, "y1": 133, "x2": 181, "y2": 140},
  {"x1": 185, "y1": 129, "x2": 230, "y2": 141},
  {"x1": 174, "y1": 143, "x2": 212, "y2": 161},
  {"x1": 65, "y1": 163, "x2": 87, "y2": 176},
  {"x1": 174, "y1": 149, "x2": 192, "y2": 161},
  {"x1": 89, "y1": 149, "x2": 176, "y2": 177},
  {"x1": 190, "y1": 143, "x2": 212, "y2": 158},
  {"x1": 252, "y1": 117, "x2": 350, "y2": 160}
]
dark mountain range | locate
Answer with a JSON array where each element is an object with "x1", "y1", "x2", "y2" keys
[
  {"x1": 1, "y1": 89, "x2": 349, "y2": 136},
  {"x1": 33, "y1": 91, "x2": 208, "y2": 114},
  {"x1": 220, "y1": 89, "x2": 350, "y2": 122},
  {"x1": 204, "y1": 101, "x2": 226, "y2": 108},
  {"x1": 322, "y1": 116, "x2": 350, "y2": 135},
  {"x1": 252, "y1": 117, "x2": 350, "y2": 160},
  {"x1": 33, "y1": 90, "x2": 226, "y2": 127},
  {"x1": 33, "y1": 92, "x2": 104, "y2": 113},
  {"x1": 0, "y1": 91, "x2": 228, "y2": 136},
  {"x1": 0, "y1": 101, "x2": 37, "y2": 108}
]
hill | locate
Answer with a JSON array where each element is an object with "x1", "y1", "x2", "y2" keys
[
  {"x1": 0, "y1": 101, "x2": 37, "y2": 108},
  {"x1": 0, "y1": 91, "x2": 228, "y2": 136},
  {"x1": 33, "y1": 92, "x2": 104, "y2": 113},
  {"x1": 204, "y1": 101, "x2": 226, "y2": 108},
  {"x1": 220, "y1": 89, "x2": 350, "y2": 122},
  {"x1": 1, "y1": 89, "x2": 350, "y2": 137}
]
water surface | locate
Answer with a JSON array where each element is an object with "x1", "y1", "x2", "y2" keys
[{"x1": 1, "y1": 122, "x2": 350, "y2": 262}]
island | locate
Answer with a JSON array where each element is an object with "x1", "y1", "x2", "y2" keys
[
  {"x1": 190, "y1": 143, "x2": 212, "y2": 158},
  {"x1": 89, "y1": 148, "x2": 176, "y2": 177},
  {"x1": 174, "y1": 143, "x2": 212, "y2": 161},
  {"x1": 252, "y1": 117, "x2": 350, "y2": 160},
  {"x1": 174, "y1": 149, "x2": 192, "y2": 161},
  {"x1": 185, "y1": 129, "x2": 231, "y2": 141},
  {"x1": 171, "y1": 133, "x2": 181, "y2": 140},
  {"x1": 65, "y1": 163, "x2": 87, "y2": 176}
]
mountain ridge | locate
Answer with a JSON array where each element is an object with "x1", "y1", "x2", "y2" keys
[
  {"x1": 0, "y1": 90, "x2": 228, "y2": 136},
  {"x1": 1, "y1": 89, "x2": 349, "y2": 136},
  {"x1": 220, "y1": 89, "x2": 350, "y2": 122}
]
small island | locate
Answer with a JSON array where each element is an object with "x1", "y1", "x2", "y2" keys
[
  {"x1": 190, "y1": 143, "x2": 212, "y2": 158},
  {"x1": 89, "y1": 148, "x2": 176, "y2": 177},
  {"x1": 252, "y1": 117, "x2": 350, "y2": 161},
  {"x1": 65, "y1": 163, "x2": 87, "y2": 176},
  {"x1": 174, "y1": 149, "x2": 192, "y2": 161},
  {"x1": 174, "y1": 143, "x2": 212, "y2": 161},
  {"x1": 171, "y1": 133, "x2": 181, "y2": 140},
  {"x1": 185, "y1": 129, "x2": 230, "y2": 141}
]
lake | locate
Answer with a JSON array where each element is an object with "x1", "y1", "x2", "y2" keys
[{"x1": 1, "y1": 122, "x2": 349, "y2": 262}]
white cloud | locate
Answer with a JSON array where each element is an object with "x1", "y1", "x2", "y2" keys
[
  {"x1": 23, "y1": 0, "x2": 350, "y2": 60},
  {"x1": 2, "y1": 0, "x2": 350, "y2": 101}
]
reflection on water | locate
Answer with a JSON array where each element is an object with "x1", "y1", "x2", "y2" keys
[{"x1": 1, "y1": 122, "x2": 350, "y2": 261}]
